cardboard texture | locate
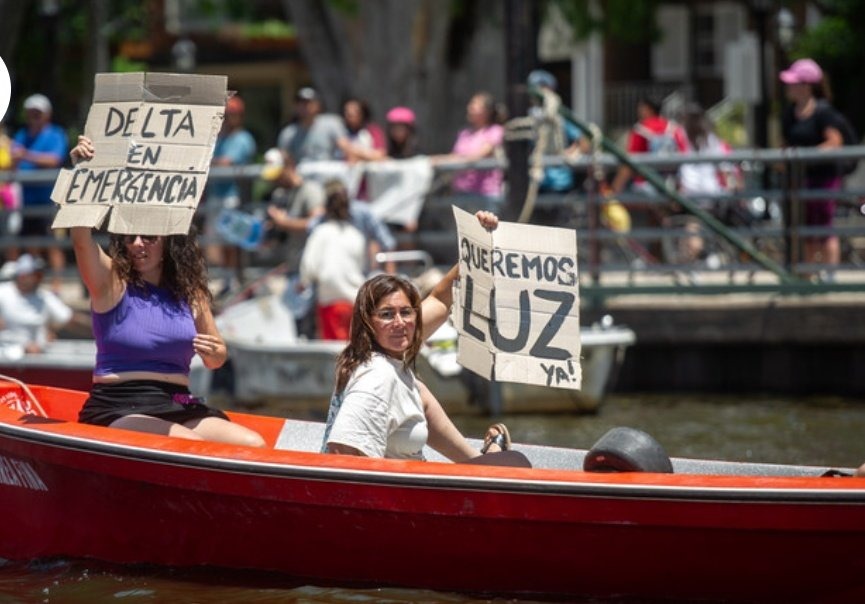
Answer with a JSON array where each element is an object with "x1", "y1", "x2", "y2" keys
[
  {"x1": 452, "y1": 206, "x2": 581, "y2": 390},
  {"x1": 51, "y1": 72, "x2": 227, "y2": 235}
]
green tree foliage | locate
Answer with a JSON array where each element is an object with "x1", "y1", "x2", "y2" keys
[
  {"x1": 791, "y1": 0, "x2": 865, "y2": 65},
  {"x1": 789, "y1": 0, "x2": 865, "y2": 133},
  {"x1": 544, "y1": 0, "x2": 661, "y2": 44}
]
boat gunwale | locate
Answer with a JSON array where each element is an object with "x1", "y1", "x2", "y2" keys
[{"x1": 2, "y1": 413, "x2": 864, "y2": 504}]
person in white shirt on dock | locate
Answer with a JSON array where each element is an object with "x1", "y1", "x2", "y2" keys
[
  {"x1": 0, "y1": 254, "x2": 72, "y2": 354},
  {"x1": 299, "y1": 179, "x2": 373, "y2": 340}
]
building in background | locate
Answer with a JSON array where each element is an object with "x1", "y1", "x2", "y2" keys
[{"x1": 537, "y1": 0, "x2": 823, "y2": 148}]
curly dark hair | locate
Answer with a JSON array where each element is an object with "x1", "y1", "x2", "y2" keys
[
  {"x1": 107, "y1": 225, "x2": 211, "y2": 307},
  {"x1": 334, "y1": 274, "x2": 423, "y2": 393}
]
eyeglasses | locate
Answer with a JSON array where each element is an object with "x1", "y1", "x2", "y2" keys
[
  {"x1": 123, "y1": 235, "x2": 159, "y2": 245},
  {"x1": 373, "y1": 307, "x2": 417, "y2": 324}
]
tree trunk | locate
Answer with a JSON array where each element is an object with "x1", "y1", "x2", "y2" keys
[
  {"x1": 280, "y1": 0, "x2": 352, "y2": 113},
  {"x1": 0, "y1": 0, "x2": 31, "y2": 61},
  {"x1": 282, "y1": 0, "x2": 506, "y2": 153}
]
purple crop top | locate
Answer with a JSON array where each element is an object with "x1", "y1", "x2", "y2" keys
[{"x1": 92, "y1": 283, "x2": 196, "y2": 377}]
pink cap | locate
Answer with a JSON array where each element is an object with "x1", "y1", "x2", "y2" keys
[
  {"x1": 779, "y1": 58, "x2": 823, "y2": 85},
  {"x1": 386, "y1": 106, "x2": 416, "y2": 125}
]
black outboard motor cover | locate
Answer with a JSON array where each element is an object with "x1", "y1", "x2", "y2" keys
[{"x1": 583, "y1": 426, "x2": 674, "y2": 473}]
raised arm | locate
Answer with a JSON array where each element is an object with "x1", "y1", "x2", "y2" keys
[
  {"x1": 70, "y1": 228, "x2": 114, "y2": 305},
  {"x1": 420, "y1": 210, "x2": 498, "y2": 339},
  {"x1": 68, "y1": 136, "x2": 117, "y2": 309}
]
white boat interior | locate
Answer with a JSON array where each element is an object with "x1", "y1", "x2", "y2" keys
[{"x1": 274, "y1": 417, "x2": 852, "y2": 479}]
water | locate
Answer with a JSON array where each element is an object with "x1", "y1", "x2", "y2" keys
[
  {"x1": 3, "y1": 393, "x2": 864, "y2": 602},
  {"x1": 459, "y1": 393, "x2": 865, "y2": 469}
]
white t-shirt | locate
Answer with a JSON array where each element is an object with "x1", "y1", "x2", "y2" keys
[
  {"x1": 0, "y1": 281, "x2": 73, "y2": 347},
  {"x1": 678, "y1": 133, "x2": 729, "y2": 196},
  {"x1": 300, "y1": 220, "x2": 367, "y2": 304},
  {"x1": 323, "y1": 353, "x2": 428, "y2": 459}
]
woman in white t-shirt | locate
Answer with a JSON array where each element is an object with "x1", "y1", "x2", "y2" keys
[{"x1": 322, "y1": 212, "x2": 526, "y2": 464}]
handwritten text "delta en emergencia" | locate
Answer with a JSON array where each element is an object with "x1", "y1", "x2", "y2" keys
[{"x1": 60, "y1": 104, "x2": 210, "y2": 205}]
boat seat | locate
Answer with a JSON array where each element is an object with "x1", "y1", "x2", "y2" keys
[{"x1": 275, "y1": 419, "x2": 327, "y2": 452}]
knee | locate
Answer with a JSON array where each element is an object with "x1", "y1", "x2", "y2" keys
[{"x1": 241, "y1": 430, "x2": 267, "y2": 448}]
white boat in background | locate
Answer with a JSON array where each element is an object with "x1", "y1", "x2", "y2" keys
[
  {"x1": 0, "y1": 339, "x2": 211, "y2": 396},
  {"x1": 215, "y1": 284, "x2": 635, "y2": 415},
  {"x1": 0, "y1": 339, "x2": 98, "y2": 392}
]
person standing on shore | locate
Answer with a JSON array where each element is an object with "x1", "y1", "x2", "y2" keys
[
  {"x1": 299, "y1": 180, "x2": 369, "y2": 341},
  {"x1": 277, "y1": 87, "x2": 347, "y2": 164},
  {"x1": 10, "y1": 94, "x2": 68, "y2": 289},
  {"x1": 0, "y1": 254, "x2": 72, "y2": 354},
  {"x1": 205, "y1": 94, "x2": 257, "y2": 293},
  {"x1": 779, "y1": 58, "x2": 845, "y2": 275},
  {"x1": 432, "y1": 92, "x2": 506, "y2": 210}
]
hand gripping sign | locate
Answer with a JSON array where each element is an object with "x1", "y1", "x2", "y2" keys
[
  {"x1": 452, "y1": 206, "x2": 581, "y2": 390},
  {"x1": 51, "y1": 72, "x2": 227, "y2": 235}
]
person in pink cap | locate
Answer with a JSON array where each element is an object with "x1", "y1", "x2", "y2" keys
[
  {"x1": 779, "y1": 57, "x2": 846, "y2": 275},
  {"x1": 384, "y1": 106, "x2": 420, "y2": 159}
]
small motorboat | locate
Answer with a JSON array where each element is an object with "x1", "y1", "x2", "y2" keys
[{"x1": 0, "y1": 379, "x2": 863, "y2": 602}]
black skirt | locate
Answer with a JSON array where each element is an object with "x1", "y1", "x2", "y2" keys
[{"x1": 78, "y1": 380, "x2": 228, "y2": 427}]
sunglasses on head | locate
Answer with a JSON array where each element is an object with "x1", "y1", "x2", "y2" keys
[{"x1": 122, "y1": 234, "x2": 159, "y2": 245}]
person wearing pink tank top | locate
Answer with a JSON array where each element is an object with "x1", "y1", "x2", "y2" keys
[{"x1": 432, "y1": 92, "x2": 505, "y2": 208}]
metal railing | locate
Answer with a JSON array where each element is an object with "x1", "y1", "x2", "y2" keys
[
  {"x1": 603, "y1": 81, "x2": 695, "y2": 133},
  {"x1": 3, "y1": 146, "x2": 865, "y2": 302}
]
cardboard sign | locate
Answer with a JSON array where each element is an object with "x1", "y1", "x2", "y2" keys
[
  {"x1": 51, "y1": 72, "x2": 227, "y2": 235},
  {"x1": 452, "y1": 206, "x2": 581, "y2": 390}
]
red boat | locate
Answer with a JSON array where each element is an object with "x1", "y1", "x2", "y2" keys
[{"x1": 1, "y1": 379, "x2": 864, "y2": 602}]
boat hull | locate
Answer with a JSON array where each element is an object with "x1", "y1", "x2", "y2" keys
[{"x1": 0, "y1": 383, "x2": 864, "y2": 602}]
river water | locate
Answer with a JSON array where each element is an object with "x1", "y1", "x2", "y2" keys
[{"x1": 2, "y1": 393, "x2": 864, "y2": 603}]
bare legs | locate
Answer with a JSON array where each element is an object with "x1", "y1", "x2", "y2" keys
[{"x1": 109, "y1": 414, "x2": 266, "y2": 447}]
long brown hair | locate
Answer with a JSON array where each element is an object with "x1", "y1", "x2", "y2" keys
[
  {"x1": 323, "y1": 179, "x2": 351, "y2": 222},
  {"x1": 334, "y1": 274, "x2": 423, "y2": 392},
  {"x1": 108, "y1": 225, "x2": 211, "y2": 307}
]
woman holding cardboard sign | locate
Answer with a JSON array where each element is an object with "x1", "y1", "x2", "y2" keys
[
  {"x1": 66, "y1": 135, "x2": 264, "y2": 447},
  {"x1": 321, "y1": 211, "x2": 529, "y2": 466}
]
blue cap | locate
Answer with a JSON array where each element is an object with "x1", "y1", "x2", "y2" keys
[{"x1": 528, "y1": 69, "x2": 557, "y2": 91}]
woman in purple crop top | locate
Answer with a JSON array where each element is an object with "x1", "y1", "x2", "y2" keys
[{"x1": 68, "y1": 136, "x2": 264, "y2": 447}]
